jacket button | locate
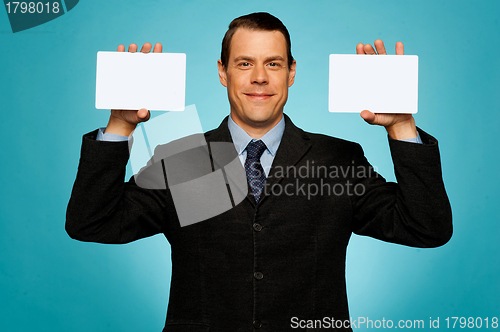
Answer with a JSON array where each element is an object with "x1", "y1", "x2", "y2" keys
[
  {"x1": 254, "y1": 271, "x2": 264, "y2": 280},
  {"x1": 253, "y1": 320, "x2": 262, "y2": 328},
  {"x1": 253, "y1": 223, "x2": 262, "y2": 231}
]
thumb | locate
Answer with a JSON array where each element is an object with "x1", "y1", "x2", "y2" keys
[
  {"x1": 360, "y1": 110, "x2": 377, "y2": 125},
  {"x1": 137, "y1": 108, "x2": 151, "y2": 123}
]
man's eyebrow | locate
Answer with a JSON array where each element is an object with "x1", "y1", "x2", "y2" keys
[
  {"x1": 265, "y1": 56, "x2": 285, "y2": 62},
  {"x1": 232, "y1": 55, "x2": 286, "y2": 62},
  {"x1": 233, "y1": 56, "x2": 255, "y2": 62}
]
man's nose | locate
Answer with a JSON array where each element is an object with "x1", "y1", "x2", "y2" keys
[{"x1": 251, "y1": 64, "x2": 268, "y2": 84}]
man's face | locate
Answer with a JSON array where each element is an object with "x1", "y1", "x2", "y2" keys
[{"x1": 218, "y1": 28, "x2": 296, "y2": 137}]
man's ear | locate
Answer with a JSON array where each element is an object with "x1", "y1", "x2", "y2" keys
[
  {"x1": 288, "y1": 60, "x2": 297, "y2": 87},
  {"x1": 217, "y1": 59, "x2": 228, "y2": 87}
]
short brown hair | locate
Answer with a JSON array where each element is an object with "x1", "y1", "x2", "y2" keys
[{"x1": 220, "y1": 12, "x2": 294, "y2": 69}]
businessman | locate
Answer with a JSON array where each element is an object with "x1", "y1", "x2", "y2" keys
[{"x1": 66, "y1": 12, "x2": 452, "y2": 331}]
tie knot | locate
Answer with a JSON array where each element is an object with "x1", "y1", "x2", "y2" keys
[{"x1": 246, "y1": 140, "x2": 267, "y2": 159}]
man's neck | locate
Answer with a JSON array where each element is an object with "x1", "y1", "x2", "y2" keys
[{"x1": 230, "y1": 113, "x2": 284, "y2": 139}]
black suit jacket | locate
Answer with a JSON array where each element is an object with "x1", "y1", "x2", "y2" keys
[{"x1": 66, "y1": 114, "x2": 452, "y2": 331}]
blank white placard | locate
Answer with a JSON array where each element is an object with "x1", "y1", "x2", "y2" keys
[
  {"x1": 96, "y1": 51, "x2": 186, "y2": 111},
  {"x1": 329, "y1": 54, "x2": 418, "y2": 113}
]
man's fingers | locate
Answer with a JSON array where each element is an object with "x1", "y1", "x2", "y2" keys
[
  {"x1": 357, "y1": 41, "x2": 404, "y2": 55},
  {"x1": 140, "y1": 43, "x2": 153, "y2": 53},
  {"x1": 374, "y1": 39, "x2": 387, "y2": 55},
  {"x1": 153, "y1": 43, "x2": 163, "y2": 53},
  {"x1": 363, "y1": 44, "x2": 376, "y2": 55},
  {"x1": 356, "y1": 43, "x2": 365, "y2": 54},
  {"x1": 395, "y1": 41, "x2": 404, "y2": 55},
  {"x1": 119, "y1": 43, "x2": 160, "y2": 53},
  {"x1": 128, "y1": 43, "x2": 138, "y2": 53}
]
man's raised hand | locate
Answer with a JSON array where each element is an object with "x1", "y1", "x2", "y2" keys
[
  {"x1": 104, "y1": 42, "x2": 163, "y2": 137},
  {"x1": 355, "y1": 39, "x2": 418, "y2": 140}
]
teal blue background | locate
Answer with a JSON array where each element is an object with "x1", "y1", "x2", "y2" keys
[{"x1": 1, "y1": 0, "x2": 499, "y2": 330}]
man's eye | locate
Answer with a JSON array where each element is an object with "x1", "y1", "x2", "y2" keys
[
  {"x1": 240, "y1": 62, "x2": 250, "y2": 67},
  {"x1": 268, "y1": 62, "x2": 280, "y2": 67}
]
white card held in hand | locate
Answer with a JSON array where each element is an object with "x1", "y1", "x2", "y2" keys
[
  {"x1": 329, "y1": 54, "x2": 418, "y2": 114},
  {"x1": 95, "y1": 51, "x2": 186, "y2": 111}
]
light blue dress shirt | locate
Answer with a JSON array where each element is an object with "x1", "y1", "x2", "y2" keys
[
  {"x1": 227, "y1": 115, "x2": 285, "y2": 177},
  {"x1": 96, "y1": 128, "x2": 132, "y2": 142},
  {"x1": 96, "y1": 114, "x2": 422, "y2": 176}
]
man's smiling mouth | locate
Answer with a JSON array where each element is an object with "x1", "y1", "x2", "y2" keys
[{"x1": 244, "y1": 93, "x2": 274, "y2": 100}]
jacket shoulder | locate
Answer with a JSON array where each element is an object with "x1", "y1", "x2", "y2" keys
[{"x1": 301, "y1": 129, "x2": 363, "y2": 155}]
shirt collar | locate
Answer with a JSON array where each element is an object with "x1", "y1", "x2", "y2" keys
[{"x1": 227, "y1": 114, "x2": 285, "y2": 157}]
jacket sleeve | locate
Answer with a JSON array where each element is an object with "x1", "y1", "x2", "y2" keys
[
  {"x1": 350, "y1": 127, "x2": 453, "y2": 248},
  {"x1": 65, "y1": 130, "x2": 174, "y2": 244}
]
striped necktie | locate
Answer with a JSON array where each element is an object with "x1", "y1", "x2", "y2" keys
[{"x1": 244, "y1": 140, "x2": 267, "y2": 202}]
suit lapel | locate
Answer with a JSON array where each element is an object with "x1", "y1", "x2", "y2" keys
[
  {"x1": 204, "y1": 117, "x2": 256, "y2": 206},
  {"x1": 258, "y1": 115, "x2": 312, "y2": 205},
  {"x1": 204, "y1": 116, "x2": 233, "y2": 144}
]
